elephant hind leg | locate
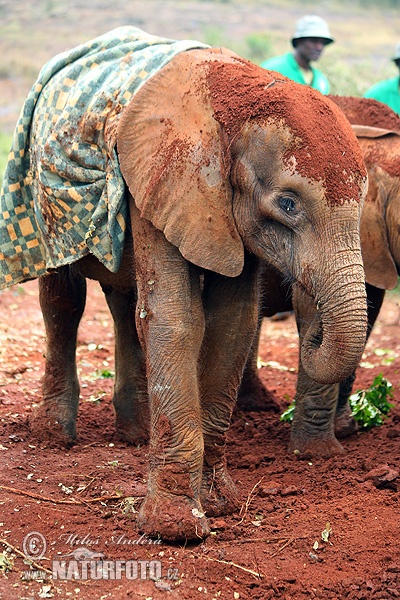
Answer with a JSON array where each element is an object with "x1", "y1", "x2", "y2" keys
[
  {"x1": 236, "y1": 325, "x2": 281, "y2": 413},
  {"x1": 201, "y1": 434, "x2": 240, "y2": 517},
  {"x1": 30, "y1": 266, "x2": 86, "y2": 446},
  {"x1": 101, "y1": 285, "x2": 149, "y2": 445}
]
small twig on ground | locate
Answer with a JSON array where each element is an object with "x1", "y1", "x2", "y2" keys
[
  {"x1": 251, "y1": 545, "x2": 262, "y2": 581},
  {"x1": 196, "y1": 554, "x2": 263, "y2": 579},
  {"x1": 81, "y1": 442, "x2": 107, "y2": 449},
  {"x1": 223, "y1": 536, "x2": 286, "y2": 544},
  {"x1": 236, "y1": 477, "x2": 264, "y2": 526},
  {"x1": 0, "y1": 538, "x2": 52, "y2": 575},
  {"x1": 0, "y1": 484, "x2": 123, "y2": 505},
  {"x1": 224, "y1": 534, "x2": 308, "y2": 545},
  {"x1": 270, "y1": 537, "x2": 295, "y2": 557},
  {"x1": 77, "y1": 476, "x2": 96, "y2": 495}
]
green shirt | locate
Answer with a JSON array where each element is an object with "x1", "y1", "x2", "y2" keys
[
  {"x1": 364, "y1": 77, "x2": 400, "y2": 114},
  {"x1": 260, "y1": 52, "x2": 330, "y2": 94}
]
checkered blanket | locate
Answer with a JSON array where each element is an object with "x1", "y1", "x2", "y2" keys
[{"x1": 0, "y1": 27, "x2": 208, "y2": 288}]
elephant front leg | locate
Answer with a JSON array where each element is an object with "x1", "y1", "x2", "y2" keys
[
  {"x1": 102, "y1": 285, "x2": 149, "y2": 445},
  {"x1": 200, "y1": 262, "x2": 260, "y2": 516},
  {"x1": 289, "y1": 285, "x2": 344, "y2": 458},
  {"x1": 131, "y1": 208, "x2": 209, "y2": 542},
  {"x1": 30, "y1": 266, "x2": 86, "y2": 446},
  {"x1": 289, "y1": 367, "x2": 344, "y2": 457}
]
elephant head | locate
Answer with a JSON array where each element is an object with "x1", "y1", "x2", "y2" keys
[{"x1": 117, "y1": 49, "x2": 369, "y2": 386}]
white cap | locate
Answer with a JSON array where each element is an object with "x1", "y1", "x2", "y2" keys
[{"x1": 291, "y1": 15, "x2": 334, "y2": 46}]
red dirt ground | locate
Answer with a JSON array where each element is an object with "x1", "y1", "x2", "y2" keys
[{"x1": 0, "y1": 278, "x2": 399, "y2": 599}]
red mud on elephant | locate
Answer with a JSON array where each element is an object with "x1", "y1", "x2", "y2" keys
[{"x1": 207, "y1": 61, "x2": 364, "y2": 207}]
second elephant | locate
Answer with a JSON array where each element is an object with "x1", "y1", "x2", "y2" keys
[{"x1": 239, "y1": 97, "x2": 400, "y2": 458}]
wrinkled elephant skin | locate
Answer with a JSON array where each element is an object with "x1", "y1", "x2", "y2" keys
[
  {"x1": 6, "y1": 43, "x2": 370, "y2": 542},
  {"x1": 239, "y1": 97, "x2": 400, "y2": 459}
]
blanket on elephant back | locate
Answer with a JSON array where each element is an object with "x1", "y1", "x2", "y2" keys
[{"x1": 0, "y1": 27, "x2": 208, "y2": 289}]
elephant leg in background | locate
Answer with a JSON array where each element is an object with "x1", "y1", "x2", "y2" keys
[
  {"x1": 236, "y1": 318, "x2": 281, "y2": 413},
  {"x1": 130, "y1": 205, "x2": 209, "y2": 541},
  {"x1": 237, "y1": 265, "x2": 293, "y2": 412},
  {"x1": 335, "y1": 283, "x2": 386, "y2": 438},
  {"x1": 30, "y1": 266, "x2": 86, "y2": 445},
  {"x1": 101, "y1": 284, "x2": 149, "y2": 445},
  {"x1": 289, "y1": 284, "x2": 345, "y2": 457},
  {"x1": 199, "y1": 259, "x2": 260, "y2": 517}
]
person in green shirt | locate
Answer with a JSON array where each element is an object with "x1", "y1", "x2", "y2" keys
[
  {"x1": 364, "y1": 43, "x2": 400, "y2": 114},
  {"x1": 260, "y1": 15, "x2": 334, "y2": 95}
]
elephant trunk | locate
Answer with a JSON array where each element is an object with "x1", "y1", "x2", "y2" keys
[{"x1": 300, "y1": 264, "x2": 368, "y2": 385}]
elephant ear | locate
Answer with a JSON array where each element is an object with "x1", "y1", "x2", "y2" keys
[
  {"x1": 360, "y1": 175, "x2": 398, "y2": 290},
  {"x1": 116, "y1": 48, "x2": 244, "y2": 277},
  {"x1": 352, "y1": 125, "x2": 398, "y2": 289}
]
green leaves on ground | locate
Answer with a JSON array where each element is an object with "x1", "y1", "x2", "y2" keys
[
  {"x1": 280, "y1": 373, "x2": 394, "y2": 429},
  {"x1": 280, "y1": 401, "x2": 296, "y2": 423},
  {"x1": 96, "y1": 369, "x2": 114, "y2": 378},
  {"x1": 349, "y1": 373, "x2": 394, "y2": 429}
]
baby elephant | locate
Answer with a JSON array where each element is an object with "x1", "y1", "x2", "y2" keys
[
  {"x1": 0, "y1": 28, "x2": 368, "y2": 541},
  {"x1": 239, "y1": 97, "x2": 400, "y2": 459}
]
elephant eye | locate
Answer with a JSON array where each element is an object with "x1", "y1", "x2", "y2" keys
[{"x1": 279, "y1": 196, "x2": 296, "y2": 213}]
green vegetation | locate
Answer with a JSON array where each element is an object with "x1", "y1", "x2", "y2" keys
[
  {"x1": 281, "y1": 373, "x2": 394, "y2": 429},
  {"x1": 349, "y1": 373, "x2": 394, "y2": 429},
  {"x1": 96, "y1": 369, "x2": 115, "y2": 379},
  {"x1": 280, "y1": 400, "x2": 296, "y2": 423}
]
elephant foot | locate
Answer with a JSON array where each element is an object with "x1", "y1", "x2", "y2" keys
[
  {"x1": 138, "y1": 463, "x2": 209, "y2": 542},
  {"x1": 115, "y1": 420, "x2": 149, "y2": 445},
  {"x1": 236, "y1": 372, "x2": 280, "y2": 413},
  {"x1": 29, "y1": 401, "x2": 77, "y2": 447},
  {"x1": 113, "y1": 393, "x2": 149, "y2": 445},
  {"x1": 200, "y1": 464, "x2": 240, "y2": 517},
  {"x1": 288, "y1": 432, "x2": 345, "y2": 458},
  {"x1": 335, "y1": 404, "x2": 358, "y2": 439},
  {"x1": 138, "y1": 492, "x2": 209, "y2": 542}
]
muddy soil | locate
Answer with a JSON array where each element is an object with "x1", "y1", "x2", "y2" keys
[{"x1": 0, "y1": 279, "x2": 399, "y2": 599}]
